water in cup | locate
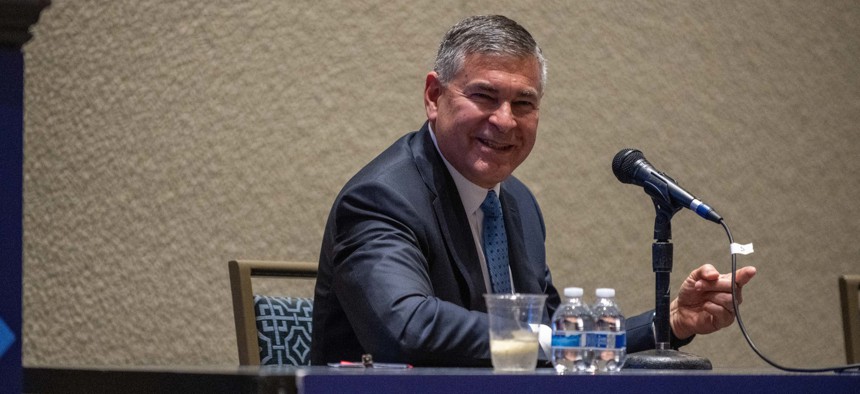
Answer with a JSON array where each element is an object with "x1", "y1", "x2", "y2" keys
[{"x1": 490, "y1": 330, "x2": 539, "y2": 371}]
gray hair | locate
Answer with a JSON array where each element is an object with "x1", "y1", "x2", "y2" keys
[{"x1": 433, "y1": 15, "x2": 547, "y2": 90}]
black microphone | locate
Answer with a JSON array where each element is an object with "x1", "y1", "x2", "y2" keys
[{"x1": 612, "y1": 148, "x2": 722, "y2": 223}]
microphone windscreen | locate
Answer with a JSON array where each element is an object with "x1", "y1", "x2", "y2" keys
[{"x1": 612, "y1": 148, "x2": 645, "y2": 184}]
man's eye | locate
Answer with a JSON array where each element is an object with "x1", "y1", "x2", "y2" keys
[
  {"x1": 471, "y1": 93, "x2": 494, "y2": 101},
  {"x1": 514, "y1": 101, "x2": 536, "y2": 109}
]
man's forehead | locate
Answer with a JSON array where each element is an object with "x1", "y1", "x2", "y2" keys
[{"x1": 457, "y1": 54, "x2": 542, "y2": 93}]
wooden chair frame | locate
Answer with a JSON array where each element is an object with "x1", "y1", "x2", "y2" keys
[
  {"x1": 839, "y1": 274, "x2": 860, "y2": 364},
  {"x1": 228, "y1": 259, "x2": 317, "y2": 365}
]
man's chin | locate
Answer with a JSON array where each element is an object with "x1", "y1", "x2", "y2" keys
[{"x1": 466, "y1": 166, "x2": 514, "y2": 188}]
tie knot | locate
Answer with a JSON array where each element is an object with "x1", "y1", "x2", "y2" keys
[{"x1": 481, "y1": 190, "x2": 502, "y2": 218}]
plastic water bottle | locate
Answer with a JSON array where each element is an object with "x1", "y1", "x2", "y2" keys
[
  {"x1": 550, "y1": 287, "x2": 596, "y2": 373},
  {"x1": 591, "y1": 288, "x2": 626, "y2": 372}
]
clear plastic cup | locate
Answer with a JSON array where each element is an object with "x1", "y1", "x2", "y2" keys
[{"x1": 484, "y1": 293, "x2": 547, "y2": 372}]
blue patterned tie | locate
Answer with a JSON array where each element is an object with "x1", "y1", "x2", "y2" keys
[{"x1": 481, "y1": 190, "x2": 512, "y2": 294}]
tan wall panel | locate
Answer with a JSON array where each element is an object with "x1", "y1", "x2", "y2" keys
[{"x1": 23, "y1": 1, "x2": 860, "y2": 368}]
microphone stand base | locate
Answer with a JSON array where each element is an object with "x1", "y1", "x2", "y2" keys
[{"x1": 624, "y1": 349, "x2": 713, "y2": 370}]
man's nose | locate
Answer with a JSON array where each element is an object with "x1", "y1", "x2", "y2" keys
[{"x1": 489, "y1": 101, "x2": 516, "y2": 132}]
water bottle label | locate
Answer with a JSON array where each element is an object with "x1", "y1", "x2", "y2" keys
[
  {"x1": 587, "y1": 332, "x2": 605, "y2": 348},
  {"x1": 615, "y1": 332, "x2": 626, "y2": 348},
  {"x1": 587, "y1": 332, "x2": 626, "y2": 349},
  {"x1": 551, "y1": 332, "x2": 583, "y2": 347}
]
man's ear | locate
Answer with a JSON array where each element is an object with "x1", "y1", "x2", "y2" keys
[{"x1": 424, "y1": 72, "x2": 442, "y2": 122}]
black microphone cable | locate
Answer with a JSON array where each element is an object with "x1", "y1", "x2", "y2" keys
[{"x1": 720, "y1": 219, "x2": 860, "y2": 373}]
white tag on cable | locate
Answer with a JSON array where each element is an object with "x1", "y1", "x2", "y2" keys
[{"x1": 731, "y1": 243, "x2": 754, "y2": 255}]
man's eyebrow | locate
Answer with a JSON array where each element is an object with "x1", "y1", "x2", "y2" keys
[
  {"x1": 517, "y1": 89, "x2": 539, "y2": 98},
  {"x1": 467, "y1": 81, "x2": 498, "y2": 93}
]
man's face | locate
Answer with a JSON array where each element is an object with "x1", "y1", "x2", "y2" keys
[{"x1": 424, "y1": 54, "x2": 542, "y2": 189}]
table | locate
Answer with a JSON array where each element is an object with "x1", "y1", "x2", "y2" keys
[
  {"x1": 23, "y1": 365, "x2": 860, "y2": 394},
  {"x1": 24, "y1": 365, "x2": 295, "y2": 394}
]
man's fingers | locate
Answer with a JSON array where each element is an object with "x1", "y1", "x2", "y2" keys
[
  {"x1": 696, "y1": 266, "x2": 757, "y2": 292},
  {"x1": 690, "y1": 264, "x2": 719, "y2": 282},
  {"x1": 703, "y1": 302, "x2": 736, "y2": 330},
  {"x1": 703, "y1": 292, "x2": 740, "y2": 311},
  {"x1": 734, "y1": 266, "x2": 757, "y2": 286}
]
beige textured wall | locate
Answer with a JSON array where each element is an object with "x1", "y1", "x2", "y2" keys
[{"x1": 22, "y1": 1, "x2": 860, "y2": 368}]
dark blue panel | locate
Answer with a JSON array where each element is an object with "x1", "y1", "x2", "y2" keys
[
  {"x1": 0, "y1": 47, "x2": 24, "y2": 394},
  {"x1": 20, "y1": 365, "x2": 860, "y2": 393},
  {"x1": 300, "y1": 372, "x2": 860, "y2": 394}
]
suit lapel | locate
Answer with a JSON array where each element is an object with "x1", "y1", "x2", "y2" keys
[
  {"x1": 411, "y1": 124, "x2": 488, "y2": 310},
  {"x1": 500, "y1": 185, "x2": 540, "y2": 295}
]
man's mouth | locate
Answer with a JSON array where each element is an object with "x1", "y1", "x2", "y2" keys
[{"x1": 477, "y1": 138, "x2": 513, "y2": 151}]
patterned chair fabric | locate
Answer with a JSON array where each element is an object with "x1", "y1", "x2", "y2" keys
[{"x1": 253, "y1": 295, "x2": 313, "y2": 366}]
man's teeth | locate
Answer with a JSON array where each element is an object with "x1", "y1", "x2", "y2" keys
[{"x1": 481, "y1": 138, "x2": 510, "y2": 149}]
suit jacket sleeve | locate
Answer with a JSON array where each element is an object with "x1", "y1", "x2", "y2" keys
[{"x1": 328, "y1": 179, "x2": 493, "y2": 366}]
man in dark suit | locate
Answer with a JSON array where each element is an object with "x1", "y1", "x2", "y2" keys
[{"x1": 311, "y1": 15, "x2": 756, "y2": 367}]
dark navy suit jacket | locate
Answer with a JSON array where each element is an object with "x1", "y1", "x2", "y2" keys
[{"x1": 311, "y1": 123, "x2": 664, "y2": 367}]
